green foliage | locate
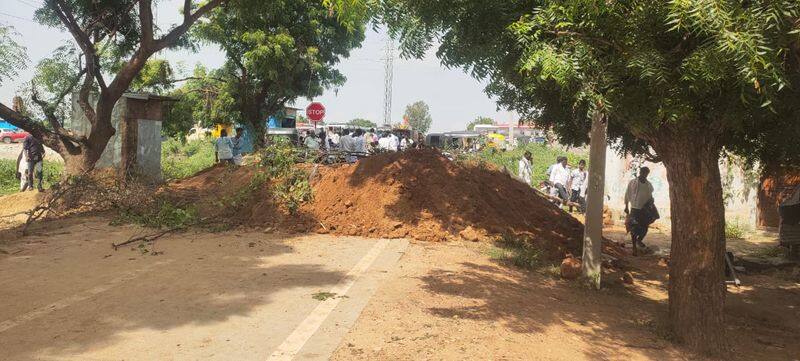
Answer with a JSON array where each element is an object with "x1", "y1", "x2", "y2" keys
[
  {"x1": 0, "y1": 159, "x2": 63, "y2": 196},
  {"x1": 161, "y1": 138, "x2": 216, "y2": 180},
  {"x1": 725, "y1": 218, "x2": 749, "y2": 240},
  {"x1": 0, "y1": 26, "x2": 28, "y2": 85},
  {"x1": 163, "y1": 65, "x2": 235, "y2": 138},
  {"x1": 258, "y1": 137, "x2": 313, "y2": 213},
  {"x1": 467, "y1": 116, "x2": 495, "y2": 131},
  {"x1": 126, "y1": 59, "x2": 175, "y2": 94},
  {"x1": 403, "y1": 101, "x2": 433, "y2": 133},
  {"x1": 191, "y1": 0, "x2": 367, "y2": 143},
  {"x1": 385, "y1": 0, "x2": 800, "y2": 164},
  {"x1": 348, "y1": 118, "x2": 378, "y2": 129},
  {"x1": 474, "y1": 143, "x2": 587, "y2": 186},
  {"x1": 117, "y1": 201, "x2": 198, "y2": 229}
]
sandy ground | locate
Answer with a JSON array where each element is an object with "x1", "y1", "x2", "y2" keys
[
  {"x1": 0, "y1": 143, "x2": 62, "y2": 162},
  {"x1": 1, "y1": 213, "x2": 797, "y2": 360},
  {"x1": 331, "y1": 230, "x2": 800, "y2": 361},
  {"x1": 0, "y1": 217, "x2": 407, "y2": 361}
]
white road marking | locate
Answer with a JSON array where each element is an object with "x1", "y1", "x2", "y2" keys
[
  {"x1": 0, "y1": 260, "x2": 173, "y2": 333},
  {"x1": 267, "y1": 239, "x2": 389, "y2": 361}
]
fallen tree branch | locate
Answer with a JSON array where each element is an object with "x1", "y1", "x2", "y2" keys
[{"x1": 112, "y1": 226, "x2": 184, "y2": 250}]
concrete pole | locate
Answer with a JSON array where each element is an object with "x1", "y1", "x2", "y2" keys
[{"x1": 582, "y1": 109, "x2": 608, "y2": 289}]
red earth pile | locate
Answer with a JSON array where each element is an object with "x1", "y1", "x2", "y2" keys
[
  {"x1": 167, "y1": 149, "x2": 611, "y2": 260},
  {"x1": 300, "y1": 149, "x2": 586, "y2": 258}
]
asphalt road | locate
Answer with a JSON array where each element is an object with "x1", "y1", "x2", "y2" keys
[{"x1": 0, "y1": 217, "x2": 407, "y2": 361}]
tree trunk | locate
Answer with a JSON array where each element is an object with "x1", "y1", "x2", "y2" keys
[{"x1": 655, "y1": 132, "x2": 728, "y2": 356}]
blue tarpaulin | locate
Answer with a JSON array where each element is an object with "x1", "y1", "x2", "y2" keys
[{"x1": 0, "y1": 121, "x2": 18, "y2": 130}]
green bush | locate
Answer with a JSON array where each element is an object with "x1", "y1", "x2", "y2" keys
[
  {"x1": 117, "y1": 201, "x2": 198, "y2": 229},
  {"x1": 725, "y1": 218, "x2": 749, "y2": 240},
  {"x1": 161, "y1": 138, "x2": 216, "y2": 180},
  {"x1": 0, "y1": 159, "x2": 63, "y2": 195}
]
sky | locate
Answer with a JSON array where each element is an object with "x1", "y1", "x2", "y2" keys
[{"x1": 0, "y1": 0, "x2": 513, "y2": 132}]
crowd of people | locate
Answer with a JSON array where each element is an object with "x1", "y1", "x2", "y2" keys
[
  {"x1": 300, "y1": 127, "x2": 419, "y2": 163},
  {"x1": 518, "y1": 154, "x2": 589, "y2": 214},
  {"x1": 519, "y1": 152, "x2": 658, "y2": 252},
  {"x1": 213, "y1": 126, "x2": 420, "y2": 166}
]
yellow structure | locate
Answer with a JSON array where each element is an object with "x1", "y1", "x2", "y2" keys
[{"x1": 211, "y1": 124, "x2": 234, "y2": 138}]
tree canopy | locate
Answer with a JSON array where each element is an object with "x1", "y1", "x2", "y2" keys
[
  {"x1": 0, "y1": 0, "x2": 226, "y2": 174},
  {"x1": 0, "y1": 26, "x2": 28, "y2": 86},
  {"x1": 403, "y1": 101, "x2": 432, "y2": 133},
  {"x1": 191, "y1": 0, "x2": 367, "y2": 146},
  {"x1": 348, "y1": 118, "x2": 378, "y2": 128}
]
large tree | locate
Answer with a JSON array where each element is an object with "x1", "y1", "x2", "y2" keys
[
  {"x1": 403, "y1": 100, "x2": 432, "y2": 133},
  {"x1": 384, "y1": 0, "x2": 800, "y2": 355},
  {"x1": 0, "y1": 0, "x2": 226, "y2": 175},
  {"x1": 193, "y1": 0, "x2": 366, "y2": 147}
]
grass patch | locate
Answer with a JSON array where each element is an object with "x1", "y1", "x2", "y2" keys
[
  {"x1": 161, "y1": 138, "x2": 215, "y2": 180},
  {"x1": 312, "y1": 292, "x2": 339, "y2": 301},
  {"x1": 0, "y1": 159, "x2": 63, "y2": 196},
  {"x1": 485, "y1": 234, "x2": 546, "y2": 270},
  {"x1": 725, "y1": 218, "x2": 749, "y2": 240}
]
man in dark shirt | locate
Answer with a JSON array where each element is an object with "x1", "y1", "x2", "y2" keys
[{"x1": 17, "y1": 134, "x2": 45, "y2": 192}]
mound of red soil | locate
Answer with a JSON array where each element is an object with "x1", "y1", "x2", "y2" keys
[
  {"x1": 166, "y1": 150, "x2": 619, "y2": 260},
  {"x1": 301, "y1": 149, "x2": 585, "y2": 258}
]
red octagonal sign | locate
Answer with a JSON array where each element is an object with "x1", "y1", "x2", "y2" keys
[{"x1": 306, "y1": 102, "x2": 326, "y2": 123}]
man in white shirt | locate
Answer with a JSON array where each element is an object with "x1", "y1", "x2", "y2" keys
[
  {"x1": 215, "y1": 129, "x2": 235, "y2": 164},
  {"x1": 568, "y1": 159, "x2": 588, "y2": 213},
  {"x1": 388, "y1": 133, "x2": 399, "y2": 152},
  {"x1": 518, "y1": 151, "x2": 533, "y2": 186},
  {"x1": 624, "y1": 167, "x2": 656, "y2": 251},
  {"x1": 378, "y1": 133, "x2": 391, "y2": 151},
  {"x1": 549, "y1": 156, "x2": 571, "y2": 204}
]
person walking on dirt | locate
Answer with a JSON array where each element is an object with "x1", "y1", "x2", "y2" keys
[
  {"x1": 17, "y1": 134, "x2": 45, "y2": 192},
  {"x1": 568, "y1": 160, "x2": 588, "y2": 213},
  {"x1": 625, "y1": 167, "x2": 657, "y2": 252},
  {"x1": 518, "y1": 151, "x2": 533, "y2": 186},
  {"x1": 549, "y1": 156, "x2": 571, "y2": 204},
  {"x1": 215, "y1": 129, "x2": 235, "y2": 165}
]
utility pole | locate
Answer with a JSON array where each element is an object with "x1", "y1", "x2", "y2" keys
[
  {"x1": 582, "y1": 109, "x2": 608, "y2": 289},
  {"x1": 383, "y1": 38, "x2": 394, "y2": 127}
]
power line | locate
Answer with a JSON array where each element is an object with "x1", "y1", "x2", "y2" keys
[
  {"x1": 14, "y1": 0, "x2": 39, "y2": 9},
  {"x1": 0, "y1": 10, "x2": 37, "y2": 23}
]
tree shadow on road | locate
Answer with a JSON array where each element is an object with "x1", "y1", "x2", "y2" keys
[{"x1": 0, "y1": 218, "x2": 354, "y2": 360}]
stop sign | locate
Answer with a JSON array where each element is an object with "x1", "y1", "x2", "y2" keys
[{"x1": 306, "y1": 102, "x2": 326, "y2": 123}]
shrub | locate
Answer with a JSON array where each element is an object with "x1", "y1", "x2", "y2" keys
[
  {"x1": 725, "y1": 218, "x2": 748, "y2": 240},
  {"x1": 161, "y1": 138, "x2": 215, "y2": 180}
]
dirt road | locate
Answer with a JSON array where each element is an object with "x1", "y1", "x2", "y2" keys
[
  {"x1": 0, "y1": 217, "x2": 406, "y2": 360},
  {"x1": 1, "y1": 217, "x2": 798, "y2": 360}
]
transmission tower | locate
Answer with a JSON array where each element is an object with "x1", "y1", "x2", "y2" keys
[{"x1": 383, "y1": 38, "x2": 394, "y2": 127}]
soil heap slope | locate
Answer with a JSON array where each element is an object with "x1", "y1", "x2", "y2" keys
[{"x1": 303, "y1": 149, "x2": 585, "y2": 258}]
